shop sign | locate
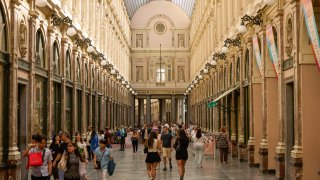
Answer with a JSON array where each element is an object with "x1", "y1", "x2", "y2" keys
[
  {"x1": 266, "y1": 25, "x2": 279, "y2": 78},
  {"x1": 253, "y1": 34, "x2": 263, "y2": 75},
  {"x1": 302, "y1": 0, "x2": 320, "y2": 70}
]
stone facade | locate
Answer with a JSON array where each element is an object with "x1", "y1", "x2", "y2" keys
[
  {"x1": 188, "y1": 0, "x2": 320, "y2": 180},
  {"x1": 0, "y1": 0, "x2": 131, "y2": 179}
]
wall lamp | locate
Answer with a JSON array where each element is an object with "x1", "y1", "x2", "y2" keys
[
  {"x1": 213, "y1": 52, "x2": 226, "y2": 60},
  {"x1": 51, "y1": 14, "x2": 76, "y2": 37},
  {"x1": 221, "y1": 35, "x2": 241, "y2": 53},
  {"x1": 238, "y1": 13, "x2": 263, "y2": 34},
  {"x1": 92, "y1": 53, "x2": 104, "y2": 60}
]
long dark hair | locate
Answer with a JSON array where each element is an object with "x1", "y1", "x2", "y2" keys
[
  {"x1": 50, "y1": 134, "x2": 59, "y2": 147},
  {"x1": 91, "y1": 130, "x2": 97, "y2": 139},
  {"x1": 75, "y1": 132, "x2": 83, "y2": 143},
  {"x1": 66, "y1": 142, "x2": 85, "y2": 162},
  {"x1": 196, "y1": 129, "x2": 202, "y2": 139},
  {"x1": 177, "y1": 129, "x2": 189, "y2": 143},
  {"x1": 147, "y1": 131, "x2": 157, "y2": 148}
]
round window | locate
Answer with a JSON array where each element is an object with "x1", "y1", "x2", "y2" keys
[{"x1": 154, "y1": 22, "x2": 166, "y2": 34}]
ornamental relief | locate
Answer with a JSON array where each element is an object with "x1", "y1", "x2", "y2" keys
[{"x1": 19, "y1": 20, "x2": 27, "y2": 59}]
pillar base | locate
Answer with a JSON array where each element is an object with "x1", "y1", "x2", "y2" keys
[
  {"x1": 0, "y1": 160, "x2": 22, "y2": 180},
  {"x1": 290, "y1": 145, "x2": 303, "y2": 180},
  {"x1": 247, "y1": 137, "x2": 257, "y2": 167},
  {"x1": 231, "y1": 134, "x2": 238, "y2": 158},
  {"x1": 259, "y1": 139, "x2": 268, "y2": 174},
  {"x1": 275, "y1": 142, "x2": 285, "y2": 179},
  {"x1": 238, "y1": 136, "x2": 247, "y2": 162}
]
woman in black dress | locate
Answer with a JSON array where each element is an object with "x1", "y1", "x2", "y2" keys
[
  {"x1": 173, "y1": 129, "x2": 189, "y2": 180},
  {"x1": 49, "y1": 134, "x2": 60, "y2": 180}
]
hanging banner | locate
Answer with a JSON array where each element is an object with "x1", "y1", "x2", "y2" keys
[
  {"x1": 253, "y1": 34, "x2": 263, "y2": 75},
  {"x1": 301, "y1": 0, "x2": 320, "y2": 70},
  {"x1": 266, "y1": 25, "x2": 279, "y2": 78}
]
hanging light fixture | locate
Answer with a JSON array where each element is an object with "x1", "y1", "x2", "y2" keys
[
  {"x1": 264, "y1": 0, "x2": 277, "y2": 5},
  {"x1": 194, "y1": 80, "x2": 198, "y2": 84},
  {"x1": 87, "y1": 45, "x2": 94, "y2": 53},
  {"x1": 203, "y1": 68, "x2": 208, "y2": 74},
  {"x1": 135, "y1": 93, "x2": 138, "y2": 95},
  {"x1": 190, "y1": 84, "x2": 194, "y2": 88},
  {"x1": 238, "y1": 22, "x2": 247, "y2": 34},
  {"x1": 184, "y1": 93, "x2": 187, "y2": 96},
  {"x1": 188, "y1": 87, "x2": 191, "y2": 91},
  {"x1": 121, "y1": 80, "x2": 126, "y2": 85},
  {"x1": 116, "y1": 75, "x2": 121, "y2": 80},
  {"x1": 198, "y1": 75, "x2": 203, "y2": 80},
  {"x1": 101, "y1": 60, "x2": 107, "y2": 66},
  {"x1": 129, "y1": 88, "x2": 133, "y2": 91},
  {"x1": 35, "y1": 0, "x2": 47, "y2": 7},
  {"x1": 110, "y1": 69, "x2": 116, "y2": 74},
  {"x1": 126, "y1": 85, "x2": 130, "y2": 89},
  {"x1": 210, "y1": 60, "x2": 217, "y2": 66},
  {"x1": 66, "y1": 26, "x2": 77, "y2": 37},
  {"x1": 221, "y1": 45, "x2": 228, "y2": 53}
]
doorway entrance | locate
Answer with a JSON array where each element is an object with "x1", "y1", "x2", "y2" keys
[
  {"x1": 18, "y1": 83, "x2": 28, "y2": 179},
  {"x1": 285, "y1": 82, "x2": 294, "y2": 179}
]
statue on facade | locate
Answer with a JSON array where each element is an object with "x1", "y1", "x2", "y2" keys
[
  {"x1": 178, "y1": 34, "x2": 185, "y2": 48},
  {"x1": 136, "y1": 34, "x2": 143, "y2": 48},
  {"x1": 136, "y1": 66, "x2": 143, "y2": 82},
  {"x1": 178, "y1": 66, "x2": 185, "y2": 82}
]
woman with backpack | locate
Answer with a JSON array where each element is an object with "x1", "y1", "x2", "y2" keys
[{"x1": 22, "y1": 134, "x2": 53, "y2": 180}]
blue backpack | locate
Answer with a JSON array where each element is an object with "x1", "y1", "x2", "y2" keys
[{"x1": 108, "y1": 159, "x2": 116, "y2": 176}]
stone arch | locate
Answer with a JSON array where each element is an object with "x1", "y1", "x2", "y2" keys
[{"x1": 35, "y1": 29, "x2": 46, "y2": 69}]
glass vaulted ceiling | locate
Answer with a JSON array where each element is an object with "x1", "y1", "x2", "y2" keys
[{"x1": 124, "y1": 0, "x2": 195, "y2": 19}]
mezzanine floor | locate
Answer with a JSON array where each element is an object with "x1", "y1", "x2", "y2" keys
[{"x1": 86, "y1": 144, "x2": 277, "y2": 180}]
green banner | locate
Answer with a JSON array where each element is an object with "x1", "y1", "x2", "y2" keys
[{"x1": 207, "y1": 101, "x2": 217, "y2": 108}]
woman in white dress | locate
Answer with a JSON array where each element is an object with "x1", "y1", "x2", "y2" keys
[{"x1": 75, "y1": 132, "x2": 88, "y2": 179}]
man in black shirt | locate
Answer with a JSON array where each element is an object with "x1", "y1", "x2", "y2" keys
[
  {"x1": 52, "y1": 131, "x2": 71, "y2": 179},
  {"x1": 161, "y1": 124, "x2": 173, "y2": 171}
]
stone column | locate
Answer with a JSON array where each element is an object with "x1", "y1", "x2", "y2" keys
[
  {"x1": 81, "y1": 55, "x2": 87, "y2": 138},
  {"x1": 171, "y1": 95, "x2": 176, "y2": 124},
  {"x1": 4, "y1": 2, "x2": 21, "y2": 179},
  {"x1": 138, "y1": 99, "x2": 144, "y2": 125},
  {"x1": 131, "y1": 96, "x2": 135, "y2": 126},
  {"x1": 259, "y1": 27, "x2": 269, "y2": 174},
  {"x1": 146, "y1": 95, "x2": 151, "y2": 124},
  {"x1": 161, "y1": 99, "x2": 167, "y2": 123}
]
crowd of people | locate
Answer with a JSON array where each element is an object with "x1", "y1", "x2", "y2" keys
[{"x1": 23, "y1": 122, "x2": 230, "y2": 180}]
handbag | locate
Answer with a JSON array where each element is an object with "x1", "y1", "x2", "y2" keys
[
  {"x1": 175, "y1": 139, "x2": 181, "y2": 151},
  {"x1": 107, "y1": 159, "x2": 116, "y2": 176},
  {"x1": 193, "y1": 139, "x2": 205, "y2": 150},
  {"x1": 58, "y1": 152, "x2": 67, "y2": 171},
  {"x1": 28, "y1": 149, "x2": 45, "y2": 167}
]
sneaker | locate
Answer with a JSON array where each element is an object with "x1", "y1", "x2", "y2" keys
[{"x1": 163, "y1": 167, "x2": 167, "y2": 171}]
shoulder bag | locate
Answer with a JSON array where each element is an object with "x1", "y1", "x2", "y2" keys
[{"x1": 28, "y1": 148, "x2": 45, "y2": 167}]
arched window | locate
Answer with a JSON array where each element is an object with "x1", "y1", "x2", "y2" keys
[
  {"x1": 91, "y1": 67, "x2": 95, "y2": 88},
  {"x1": 224, "y1": 67, "x2": 227, "y2": 89},
  {"x1": 236, "y1": 57, "x2": 240, "y2": 82},
  {"x1": 245, "y1": 49, "x2": 249, "y2": 79},
  {"x1": 0, "y1": 6, "x2": 7, "y2": 51},
  {"x1": 229, "y1": 63, "x2": 233, "y2": 86},
  {"x1": 76, "y1": 57, "x2": 81, "y2": 83},
  {"x1": 53, "y1": 41, "x2": 59, "y2": 74},
  {"x1": 66, "y1": 50, "x2": 71, "y2": 80},
  {"x1": 85, "y1": 63, "x2": 88, "y2": 87},
  {"x1": 36, "y1": 30, "x2": 45, "y2": 69}
]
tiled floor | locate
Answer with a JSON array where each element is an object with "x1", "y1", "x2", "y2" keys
[{"x1": 86, "y1": 144, "x2": 277, "y2": 180}]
